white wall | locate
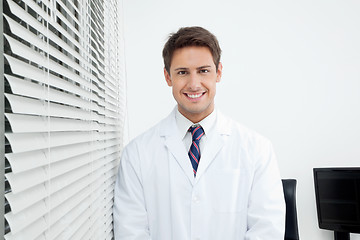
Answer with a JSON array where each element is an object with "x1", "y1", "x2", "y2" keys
[{"x1": 123, "y1": 0, "x2": 360, "y2": 239}]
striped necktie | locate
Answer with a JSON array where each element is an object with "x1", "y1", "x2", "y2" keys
[{"x1": 188, "y1": 125, "x2": 205, "y2": 177}]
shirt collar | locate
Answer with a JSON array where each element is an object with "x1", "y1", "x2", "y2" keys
[{"x1": 175, "y1": 108, "x2": 217, "y2": 140}]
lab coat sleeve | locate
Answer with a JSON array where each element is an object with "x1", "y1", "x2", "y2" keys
[
  {"x1": 113, "y1": 144, "x2": 151, "y2": 240},
  {"x1": 245, "y1": 140, "x2": 286, "y2": 240}
]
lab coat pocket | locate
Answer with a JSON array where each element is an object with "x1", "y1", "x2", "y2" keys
[{"x1": 209, "y1": 169, "x2": 249, "y2": 213}]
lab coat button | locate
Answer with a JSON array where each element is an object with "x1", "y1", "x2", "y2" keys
[{"x1": 193, "y1": 196, "x2": 200, "y2": 203}]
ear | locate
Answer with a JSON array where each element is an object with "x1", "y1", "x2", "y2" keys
[
  {"x1": 164, "y1": 68, "x2": 173, "y2": 86},
  {"x1": 216, "y1": 62, "x2": 223, "y2": 83}
]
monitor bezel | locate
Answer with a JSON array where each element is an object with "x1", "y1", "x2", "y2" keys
[{"x1": 313, "y1": 167, "x2": 360, "y2": 234}]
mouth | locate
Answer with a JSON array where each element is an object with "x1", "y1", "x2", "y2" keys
[{"x1": 185, "y1": 92, "x2": 205, "y2": 99}]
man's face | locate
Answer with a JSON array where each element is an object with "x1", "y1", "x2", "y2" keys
[{"x1": 164, "y1": 46, "x2": 222, "y2": 123}]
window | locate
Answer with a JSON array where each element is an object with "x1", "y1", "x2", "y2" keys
[{"x1": 2, "y1": 0, "x2": 126, "y2": 239}]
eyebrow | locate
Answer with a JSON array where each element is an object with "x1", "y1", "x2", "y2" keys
[
  {"x1": 174, "y1": 65, "x2": 212, "y2": 71},
  {"x1": 174, "y1": 67, "x2": 188, "y2": 71},
  {"x1": 197, "y1": 65, "x2": 212, "y2": 70}
]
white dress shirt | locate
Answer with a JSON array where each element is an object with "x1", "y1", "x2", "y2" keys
[{"x1": 175, "y1": 108, "x2": 216, "y2": 156}]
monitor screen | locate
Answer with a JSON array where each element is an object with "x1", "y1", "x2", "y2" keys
[{"x1": 313, "y1": 168, "x2": 360, "y2": 234}]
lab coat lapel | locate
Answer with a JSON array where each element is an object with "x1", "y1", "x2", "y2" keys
[
  {"x1": 195, "y1": 112, "x2": 231, "y2": 182},
  {"x1": 161, "y1": 110, "x2": 195, "y2": 186}
]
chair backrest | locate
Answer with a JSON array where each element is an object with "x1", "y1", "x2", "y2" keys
[{"x1": 282, "y1": 179, "x2": 300, "y2": 240}]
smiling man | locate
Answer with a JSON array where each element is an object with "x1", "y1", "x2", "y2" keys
[
  {"x1": 113, "y1": 26, "x2": 285, "y2": 240},
  {"x1": 164, "y1": 46, "x2": 221, "y2": 123}
]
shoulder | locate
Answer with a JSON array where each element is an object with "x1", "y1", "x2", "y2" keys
[
  {"x1": 122, "y1": 111, "x2": 173, "y2": 153},
  {"x1": 124, "y1": 121, "x2": 161, "y2": 151},
  {"x1": 217, "y1": 111, "x2": 272, "y2": 149},
  {"x1": 119, "y1": 112, "x2": 175, "y2": 176},
  {"x1": 217, "y1": 112, "x2": 276, "y2": 171}
]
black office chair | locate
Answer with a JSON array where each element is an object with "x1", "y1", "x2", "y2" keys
[{"x1": 282, "y1": 179, "x2": 300, "y2": 240}]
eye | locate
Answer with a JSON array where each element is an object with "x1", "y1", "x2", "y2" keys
[
  {"x1": 177, "y1": 70, "x2": 187, "y2": 75},
  {"x1": 199, "y1": 69, "x2": 210, "y2": 73}
]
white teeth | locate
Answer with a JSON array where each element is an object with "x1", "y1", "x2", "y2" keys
[{"x1": 187, "y1": 93, "x2": 202, "y2": 98}]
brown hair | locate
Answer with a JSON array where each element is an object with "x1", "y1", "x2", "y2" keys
[{"x1": 162, "y1": 26, "x2": 222, "y2": 73}]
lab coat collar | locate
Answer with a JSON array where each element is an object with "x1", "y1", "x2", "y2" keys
[
  {"x1": 195, "y1": 110, "x2": 231, "y2": 181},
  {"x1": 161, "y1": 108, "x2": 195, "y2": 185},
  {"x1": 160, "y1": 107, "x2": 231, "y2": 185}
]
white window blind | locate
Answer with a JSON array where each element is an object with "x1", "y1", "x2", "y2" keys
[{"x1": 3, "y1": 0, "x2": 126, "y2": 239}]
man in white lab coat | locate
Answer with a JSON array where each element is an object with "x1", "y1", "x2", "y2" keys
[{"x1": 113, "y1": 26, "x2": 285, "y2": 240}]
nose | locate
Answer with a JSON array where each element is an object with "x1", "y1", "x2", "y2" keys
[{"x1": 187, "y1": 72, "x2": 201, "y2": 90}]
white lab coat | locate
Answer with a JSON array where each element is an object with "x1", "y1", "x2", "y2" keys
[{"x1": 113, "y1": 109, "x2": 285, "y2": 240}]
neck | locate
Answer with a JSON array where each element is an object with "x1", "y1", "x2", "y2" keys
[{"x1": 178, "y1": 107, "x2": 214, "y2": 123}]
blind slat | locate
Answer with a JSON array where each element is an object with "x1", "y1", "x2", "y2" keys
[
  {"x1": 5, "y1": 75, "x2": 92, "y2": 111},
  {"x1": 4, "y1": 14, "x2": 100, "y2": 87},
  {"x1": 5, "y1": 160, "x2": 116, "y2": 235},
  {"x1": 5, "y1": 34, "x2": 46, "y2": 66},
  {"x1": 23, "y1": 0, "x2": 80, "y2": 39},
  {"x1": 5, "y1": 131, "x2": 100, "y2": 153},
  {"x1": 6, "y1": 150, "x2": 106, "y2": 193},
  {"x1": 4, "y1": 217, "x2": 46, "y2": 240},
  {"x1": 5, "y1": 200, "x2": 47, "y2": 234},
  {"x1": 5, "y1": 93, "x2": 118, "y2": 124},
  {"x1": 6, "y1": 113, "x2": 100, "y2": 133},
  {"x1": 5, "y1": 55, "x2": 106, "y2": 111},
  {"x1": 52, "y1": 201, "x2": 92, "y2": 240},
  {"x1": 4, "y1": 36, "x2": 107, "y2": 107},
  {"x1": 6, "y1": 139, "x2": 119, "y2": 173},
  {"x1": 6, "y1": 151, "x2": 118, "y2": 200},
  {"x1": 4, "y1": 183, "x2": 45, "y2": 214},
  {"x1": 6, "y1": 172, "x2": 94, "y2": 214},
  {"x1": 6, "y1": 0, "x2": 99, "y2": 83},
  {"x1": 6, "y1": 159, "x2": 112, "y2": 215}
]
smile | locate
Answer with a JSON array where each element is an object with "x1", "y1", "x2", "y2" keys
[{"x1": 186, "y1": 93, "x2": 204, "y2": 99}]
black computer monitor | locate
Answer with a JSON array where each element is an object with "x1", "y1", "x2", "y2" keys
[{"x1": 313, "y1": 168, "x2": 360, "y2": 240}]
